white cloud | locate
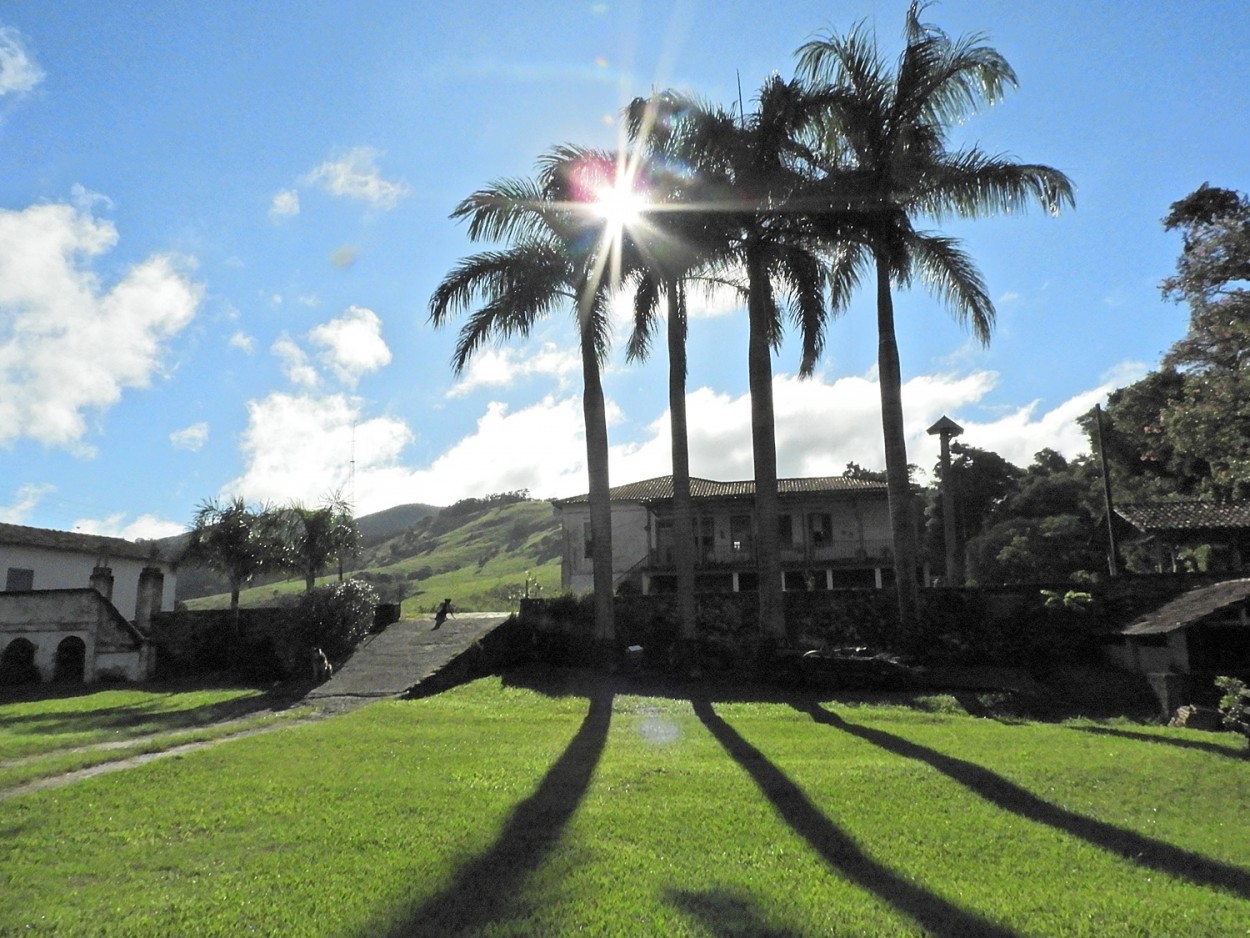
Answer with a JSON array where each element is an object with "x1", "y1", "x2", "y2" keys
[
  {"x1": 447, "y1": 342, "x2": 581, "y2": 398},
  {"x1": 686, "y1": 279, "x2": 745, "y2": 319},
  {"x1": 301, "y1": 147, "x2": 410, "y2": 210},
  {"x1": 0, "y1": 203, "x2": 201, "y2": 451},
  {"x1": 271, "y1": 334, "x2": 318, "y2": 387},
  {"x1": 608, "y1": 367, "x2": 1110, "y2": 492},
  {"x1": 70, "y1": 184, "x2": 114, "y2": 212},
  {"x1": 73, "y1": 512, "x2": 185, "y2": 540},
  {"x1": 0, "y1": 483, "x2": 56, "y2": 524},
  {"x1": 308, "y1": 305, "x2": 392, "y2": 385},
  {"x1": 223, "y1": 392, "x2": 412, "y2": 510},
  {"x1": 0, "y1": 27, "x2": 43, "y2": 96},
  {"x1": 228, "y1": 331, "x2": 256, "y2": 353},
  {"x1": 169, "y1": 421, "x2": 209, "y2": 452},
  {"x1": 224, "y1": 361, "x2": 1119, "y2": 519},
  {"x1": 268, "y1": 188, "x2": 300, "y2": 220},
  {"x1": 224, "y1": 391, "x2": 603, "y2": 513}
]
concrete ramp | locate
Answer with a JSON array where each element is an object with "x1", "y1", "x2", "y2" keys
[{"x1": 304, "y1": 612, "x2": 513, "y2": 711}]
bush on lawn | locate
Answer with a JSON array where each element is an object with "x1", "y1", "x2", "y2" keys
[
  {"x1": 1215, "y1": 675, "x2": 1250, "y2": 750},
  {"x1": 290, "y1": 579, "x2": 380, "y2": 662}
]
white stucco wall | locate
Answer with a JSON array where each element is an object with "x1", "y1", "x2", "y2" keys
[
  {"x1": 1, "y1": 545, "x2": 176, "y2": 618},
  {"x1": 0, "y1": 590, "x2": 149, "y2": 683},
  {"x1": 558, "y1": 503, "x2": 651, "y2": 594}
]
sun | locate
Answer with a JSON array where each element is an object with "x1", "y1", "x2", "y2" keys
[{"x1": 591, "y1": 182, "x2": 648, "y2": 230}]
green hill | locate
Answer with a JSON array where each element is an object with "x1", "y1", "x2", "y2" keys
[{"x1": 179, "y1": 497, "x2": 563, "y2": 615}]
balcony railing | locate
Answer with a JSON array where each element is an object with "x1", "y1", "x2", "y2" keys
[{"x1": 649, "y1": 537, "x2": 892, "y2": 569}]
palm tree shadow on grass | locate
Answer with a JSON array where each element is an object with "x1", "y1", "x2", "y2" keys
[
  {"x1": 797, "y1": 702, "x2": 1250, "y2": 900},
  {"x1": 1068, "y1": 723, "x2": 1249, "y2": 760},
  {"x1": 691, "y1": 697, "x2": 1019, "y2": 938},
  {"x1": 380, "y1": 684, "x2": 614, "y2": 938},
  {"x1": 667, "y1": 887, "x2": 805, "y2": 938}
]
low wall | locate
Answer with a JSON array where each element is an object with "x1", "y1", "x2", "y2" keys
[
  {"x1": 149, "y1": 608, "x2": 295, "y2": 678},
  {"x1": 520, "y1": 578, "x2": 1200, "y2": 669}
]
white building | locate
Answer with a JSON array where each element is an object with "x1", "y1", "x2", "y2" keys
[
  {"x1": 1, "y1": 523, "x2": 178, "y2": 684},
  {"x1": 553, "y1": 475, "x2": 898, "y2": 596}
]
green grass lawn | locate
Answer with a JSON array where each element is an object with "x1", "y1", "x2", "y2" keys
[
  {"x1": 0, "y1": 683, "x2": 311, "y2": 792},
  {"x1": 1, "y1": 671, "x2": 1248, "y2": 937}
]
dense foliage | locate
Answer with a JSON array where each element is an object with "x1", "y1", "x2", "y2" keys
[
  {"x1": 1095, "y1": 184, "x2": 1250, "y2": 501},
  {"x1": 289, "y1": 578, "x2": 380, "y2": 661},
  {"x1": 1215, "y1": 675, "x2": 1250, "y2": 750}
]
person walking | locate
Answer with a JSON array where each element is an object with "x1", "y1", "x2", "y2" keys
[{"x1": 433, "y1": 598, "x2": 455, "y2": 630}]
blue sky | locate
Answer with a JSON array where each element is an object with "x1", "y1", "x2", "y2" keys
[{"x1": 1, "y1": 1, "x2": 1246, "y2": 538}]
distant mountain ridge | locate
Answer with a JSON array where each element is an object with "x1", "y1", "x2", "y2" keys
[
  {"x1": 167, "y1": 501, "x2": 444, "y2": 602},
  {"x1": 177, "y1": 496, "x2": 562, "y2": 612},
  {"x1": 355, "y1": 503, "x2": 442, "y2": 547}
]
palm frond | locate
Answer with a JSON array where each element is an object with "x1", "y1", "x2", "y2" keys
[
  {"x1": 826, "y1": 242, "x2": 872, "y2": 313},
  {"x1": 451, "y1": 178, "x2": 556, "y2": 244},
  {"x1": 626, "y1": 272, "x2": 661, "y2": 363},
  {"x1": 908, "y1": 232, "x2": 995, "y2": 345},
  {"x1": 775, "y1": 244, "x2": 831, "y2": 377},
  {"x1": 912, "y1": 149, "x2": 1075, "y2": 219}
]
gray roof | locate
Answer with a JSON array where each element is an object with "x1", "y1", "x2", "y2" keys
[
  {"x1": 0, "y1": 522, "x2": 164, "y2": 563},
  {"x1": 1116, "y1": 501, "x2": 1250, "y2": 534},
  {"x1": 1122, "y1": 578, "x2": 1250, "y2": 635},
  {"x1": 555, "y1": 475, "x2": 888, "y2": 505}
]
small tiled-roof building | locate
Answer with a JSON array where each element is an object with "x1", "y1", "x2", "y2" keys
[
  {"x1": 1115, "y1": 501, "x2": 1250, "y2": 573},
  {"x1": 1106, "y1": 577, "x2": 1250, "y2": 676},
  {"x1": 552, "y1": 475, "x2": 897, "y2": 595}
]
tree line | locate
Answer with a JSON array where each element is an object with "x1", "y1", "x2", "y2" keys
[
  {"x1": 927, "y1": 182, "x2": 1250, "y2": 583},
  {"x1": 429, "y1": 2, "x2": 1072, "y2": 652},
  {"x1": 183, "y1": 493, "x2": 360, "y2": 612}
]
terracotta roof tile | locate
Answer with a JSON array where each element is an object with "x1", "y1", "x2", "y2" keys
[
  {"x1": 1122, "y1": 577, "x2": 1250, "y2": 635},
  {"x1": 1116, "y1": 501, "x2": 1250, "y2": 533},
  {"x1": 0, "y1": 522, "x2": 164, "y2": 563},
  {"x1": 554, "y1": 475, "x2": 888, "y2": 505}
]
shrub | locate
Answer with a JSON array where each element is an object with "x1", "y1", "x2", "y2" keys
[
  {"x1": 1215, "y1": 676, "x2": 1250, "y2": 750},
  {"x1": 291, "y1": 579, "x2": 380, "y2": 661}
]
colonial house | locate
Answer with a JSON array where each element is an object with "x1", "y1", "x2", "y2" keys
[
  {"x1": 0, "y1": 523, "x2": 177, "y2": 685},
  {"x1": 552, "y1": 475, "x2": 897, "y2": 596}
]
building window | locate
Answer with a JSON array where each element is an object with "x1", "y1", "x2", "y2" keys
[
  {"x1": 778, "y1": 514, "x2": 793, "y2": 547},
  {"x1": 583, "y1": 521, "x2": 594, "y2": 560},
  {"x1": 808, "y1": 512, "x2": 832, "y2": 547},
  {"x1": 5, "y1": 568, "x2": 34, "y2": 591}
]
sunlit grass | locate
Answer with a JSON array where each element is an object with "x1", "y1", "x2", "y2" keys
[
  {"x1": 0, "y1": 684, "x2": 271, "y2": 761},
  {"x1": 1, "y1": 673, "x2": 1247, "y2": 936}
]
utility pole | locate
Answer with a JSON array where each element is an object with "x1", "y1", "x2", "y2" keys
[{"x1": 1094, "y1": 404, "x2": 1120, "y2": 577}]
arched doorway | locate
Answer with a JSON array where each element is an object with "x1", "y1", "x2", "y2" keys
[
  {"x1": 54, "y1": 636, "x2": 87, "y2": 683},
  {"x1": 0, "y1": 637, "x2": 40, "y2": 686}
]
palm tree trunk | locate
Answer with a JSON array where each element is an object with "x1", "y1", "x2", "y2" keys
[
  {"x1": 747, "y1": 243, "x2": 785, "y2": 643},
  {"x1": 666, "y1": 282, "x2": 698, "y2": 654},
  {"x1": 580, "y1": 327, "x2": 616, "y2": 657},
  {"x1": 875, "y1": 253, "x2": 920, "y2": 633}
]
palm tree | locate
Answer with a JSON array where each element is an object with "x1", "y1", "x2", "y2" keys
[
  {"x1": 796, "y1": 2, "x2": 1074, "y2": 630},
  {"x1": 279, "y1": 492, "x2": 360, "y2": 592},
  {"x1": 626, "y1": 81, "x2": 838, "y2": 645},
  {"x1": 184, "y1": 496, "x2": 282, "y2": 616},
  {"x1": 429, "y1": 159, "x2": 621, "y2": 653},
  {"x1": 580, "y1": 130, "x2": 738, "y2": 659}
]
